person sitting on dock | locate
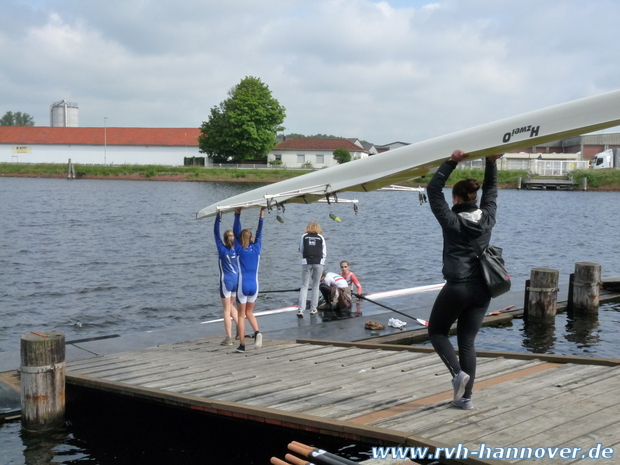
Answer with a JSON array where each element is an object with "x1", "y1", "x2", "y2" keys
[
  {"x1": 214, "y1": 212, "x2": 239, "y2": 346},
  {"x1": 233, "y1": 207, "x2": 266, "y2": 353},
  {"x1": 339, "y1": 260, "x2": 363, "y2": 300},
  {"x1": 426, "y1": 150, "x2": 503, "y2": 410},
  {"x1": 319, "y1": 271, "x2": 352, "y2": 311}
]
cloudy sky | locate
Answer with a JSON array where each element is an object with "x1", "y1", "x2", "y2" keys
[{"x1": 2, "y1": 0, "x2": 620, "y2": 144}]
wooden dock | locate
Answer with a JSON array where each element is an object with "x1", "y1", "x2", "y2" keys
[
  {"x1": 65, "y1": 338, "x2": 620, "y2": 465},
  {"x1": 522, "y1": 175, "x2": 576, "y2": 190}
]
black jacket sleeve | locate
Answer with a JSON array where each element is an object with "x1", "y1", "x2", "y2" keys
[
  {"x1": 480, "y1": 158, "x2": 498, "y2": 221},
  {"x1": 427, "y1": 159, "x2": 459, "y2": 231}
]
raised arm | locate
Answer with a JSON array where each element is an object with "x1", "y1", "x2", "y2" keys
[
  {"x1": 253, "y1": 207, "x2": 266, "y2": 246},
  {"x1": 233, "y1": 207, "x2": 242, "y2": 241},
  {"x1": 427, "y1": 150, "x2": 468, "y2": 230},
  {"x1": 480, "y1": 155, "x2": 501, "y2": 220}
]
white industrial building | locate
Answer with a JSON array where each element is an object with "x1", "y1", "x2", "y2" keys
[{"x1": 0, "y1": 127, "x2": 202, "y2": 166}]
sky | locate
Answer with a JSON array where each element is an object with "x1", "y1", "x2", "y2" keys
[{"x1": 2, "y1": 0, "x2": 620, "y2": 145}]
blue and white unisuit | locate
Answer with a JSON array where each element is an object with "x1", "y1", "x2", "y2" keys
[
  {"x1": 214, "y1": 215, "x2": 238, "y2": 298},
  {"x1": 234, "y1": 213, "x2": 264, "y2": 303}
]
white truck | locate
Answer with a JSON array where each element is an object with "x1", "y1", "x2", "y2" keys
[{"x1": 591, "y1": 148, "x2": 620, "y2": 169}]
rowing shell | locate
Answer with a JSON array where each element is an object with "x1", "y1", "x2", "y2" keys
[{"x1": 197, "y1": 89, "x2": 620, "y2": 218}]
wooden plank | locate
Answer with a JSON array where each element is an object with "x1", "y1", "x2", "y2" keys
[
  {"x1": 430, "y1": 367, "x2": 620, "y2": 447},
  {"x1": 375, "y1": 363, "x2": 606, "y2": 433}
]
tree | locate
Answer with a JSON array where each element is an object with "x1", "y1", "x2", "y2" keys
[
  {"x1": 333, "y1": 148, "x2": 351, "y2": 164},
  {"x1": 198, "y1": 76, "x2": 286, "y2": 163},
  {"x1": 1, "y1": 111, "x2": 35, "y2": 126}
]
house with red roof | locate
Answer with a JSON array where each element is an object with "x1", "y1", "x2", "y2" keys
[
  {"x1": 268, "y1": 138, "x2": 370, "y2": 168},
  {"x1": 0, "y1": 127, "x2": 201, "y2": 165}
]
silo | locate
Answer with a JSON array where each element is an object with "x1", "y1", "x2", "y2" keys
[{"x1": 50, "y1": 100, "x2": 79, "y2": 127}]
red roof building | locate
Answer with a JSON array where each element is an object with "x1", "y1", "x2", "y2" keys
[
  {"x1": 0, "y1": 127, "x2": 201, "y2": 165},
  {"x1": 268, "y1": 138, "x2": 370, "y2": 169}
]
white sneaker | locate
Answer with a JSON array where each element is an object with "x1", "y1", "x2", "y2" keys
[
  {"x1": 254, "y1": 331, "x2": 263, "y2": 349},
  {"x1": 309, "y1": 308, "x2": 318, "y2": 315},
  {"x1": 297, "y1": 309, "x2": 304, "y2": 318},
  {"x1": 388, "y1": 318, "x2": 407, "y2": 329}
]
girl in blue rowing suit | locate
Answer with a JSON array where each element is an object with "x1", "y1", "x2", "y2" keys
[
  {"x1": 233, "y1": 206, "x2": 266, "y2": 353},
  {"x1": 214, "y1": 212, "x2": 239, "y2": 346}
]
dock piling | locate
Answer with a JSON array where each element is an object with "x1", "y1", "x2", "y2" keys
[
  {"x1": 571, "y1": 262, "x2": 601, "y2": 315},
  {"x1": 526, "y1": 268, "x2": 560, "y2": 321},
  {"x1": 20, "y1": 331, "x2": 66, "y2": 432}
]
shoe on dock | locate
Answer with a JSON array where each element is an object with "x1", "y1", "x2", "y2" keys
[
  {"x1": 388, "y1": 318, "x2": 407, "y2": 329},
  {"x1": 452, "y1": 371, "x2": 470, "y2": 402},
  {"x1": 297, "y1": 309, "x2": 304, "y2": 318},
  {"x1": 236, "y1": 345, "x2": 245, "y2": 353},
  {"x1": 254, "y1": 332, "x2": 263, "y2": 349},
  {"x1": 220, "y1": 336, "x2": 233, "y2": 346},
  {"x1": 451, "y1": 397, "x2": 474, "y2": 410},
  {"x1": 309, "y1": 308, "x2": 318, "y2": 315},
  {"x1": 364, "y1": 321, "x2": 385, "y2": 330}
]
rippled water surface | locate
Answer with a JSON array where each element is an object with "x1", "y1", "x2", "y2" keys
[
  {"x1": 1, "y1": 177, "x2": 619, "y2": 464},
  {"x1": 2, "y1": 177, "x2": 619, "y2": 353}
]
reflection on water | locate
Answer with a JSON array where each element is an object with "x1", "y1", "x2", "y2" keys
[
  {"x1": 3, "y1": 389, "x2": 372, "y2": 465},
  {"x1": 564, "y1": 312, "x2": 601, "y2": 353},
  {"x1": 421, "y1": 300, "x2": 620, "y2": 358},
  {"x1": 521, "y1": 319, "x2": 558, "y2": 353}
]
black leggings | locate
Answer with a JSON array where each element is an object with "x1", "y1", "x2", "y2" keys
[{"x1": 427, "y1": 280, "x2": 490, "y2": 399}]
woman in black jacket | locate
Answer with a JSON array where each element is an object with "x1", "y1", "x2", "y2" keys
[{"x1": 426, "y1": 149, "x2": 502, "y2": 410}]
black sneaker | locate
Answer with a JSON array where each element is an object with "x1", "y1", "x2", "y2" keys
[{"x1": 236, "y1": 344, "x2": 246, "y2": 353}]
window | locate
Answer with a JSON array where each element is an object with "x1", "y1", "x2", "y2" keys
[
  {"x1": 297, "y1": 154, "x2": 305, "y2": 164},
  {"x1": 316, "y1": 154, "x2": 324, "y2": 164},
  {"x1": 274, "y1": 154, "x2": 282, "y2": 161}
]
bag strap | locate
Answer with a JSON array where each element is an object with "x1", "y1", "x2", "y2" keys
[{"x1": 469, "y1": 238, "x2": 484, "y2": 257}]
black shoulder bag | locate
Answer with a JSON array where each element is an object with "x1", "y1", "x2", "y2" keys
[{"x1": 470, "y1": 239, "x2": 511, "y2": 298}]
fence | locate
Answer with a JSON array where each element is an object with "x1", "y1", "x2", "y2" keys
[{"x1": 457, "y1": 158, "x2": 589, "y2": 175}]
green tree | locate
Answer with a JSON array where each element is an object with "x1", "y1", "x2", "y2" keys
[
  {"x1": 1, "y1": 111, "x2": 35, "y2": 126},
  {"x1": 198, "y1": 76, "x2": 286, "y2": 163},
  {"x1": 333, "y1": 147, "x2": 351, "y2": 164}
]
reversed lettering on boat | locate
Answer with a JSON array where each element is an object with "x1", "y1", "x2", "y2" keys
[{"x1": 502, "y1": 125, "x2": 540, "y2": 143}]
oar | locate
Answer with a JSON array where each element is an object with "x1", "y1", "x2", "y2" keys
[
  {"x1": 285, "y1": 453, "x2": 316, "y2": 465},
  {"x1": 259, "y1": 288, "x2": 301, "y2": 294},
  {"x1": 486, "y1": 304, "x2": 516, "y2": 316},
  {"x1": 353, "y1": 293, "x2": 429, "y2": 327},
  {"x1": 288, "y1": 442, "x2": 357, "y2": 465}
]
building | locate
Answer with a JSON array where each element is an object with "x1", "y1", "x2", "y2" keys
[
  {"x1": 267, "y1": 138, "x2": 369, "y2": 168},
  {"x1": 0, "y1": 127, "x2": 201, "y2": 166},
  {"x1": 508, "y1": 133, "x2": 620, "y2": 159}
]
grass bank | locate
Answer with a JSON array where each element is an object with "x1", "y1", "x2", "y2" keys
[{"x1": 2, "y1": 163, "x2": 620, "y2": 189}]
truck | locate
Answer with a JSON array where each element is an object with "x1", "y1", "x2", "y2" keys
[{"x1": 591, "y1": 148, "x2": 620, "y2": 169}]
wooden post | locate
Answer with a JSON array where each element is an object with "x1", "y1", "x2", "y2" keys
[
  {"x1": 516, "y1": 177, "x2": 522, "y2": 190},
  {"x1": 582, "y1": 177, "x2": 588, "y2": 191},
  {"x1": 20, "y1": 331, "x2": 65, "y2": 432},
  {"x1": 523, "y1": 279, "x2": 530, "y2": 319},
  {"x1": 572, "y1": 262, "x2": 601, "y2": 315},
  {"x1": 527, "y1": 268, "x2": 559, "y2": 321}
]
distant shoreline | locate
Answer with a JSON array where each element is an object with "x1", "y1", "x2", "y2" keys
[
  {"x1": 0, "y1": 172, "x2": 277, "y2": 183},
  {"x1": 2, "y1": 170, "x2": 620, "y2": 190}
]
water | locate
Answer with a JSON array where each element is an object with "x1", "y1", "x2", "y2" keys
[
  {"x1": 419, "y1": 300, "x2": 620, "y2": 358},
  {"x1": 1, "y1": 177, "x2": 619, "y2": 464}
]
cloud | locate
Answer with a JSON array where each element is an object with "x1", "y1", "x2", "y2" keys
[{"x1": 2, "y1": 0, "x2": 620, "y2": 143}]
